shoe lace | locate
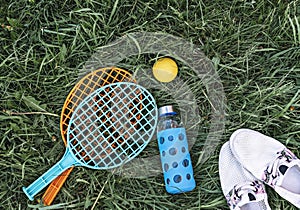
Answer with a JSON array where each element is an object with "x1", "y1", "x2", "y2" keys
[
  {"x1": 235, "y1": 182, "x2": 258, "y2": 198},
  {"x1": 226, "y1": 181, "x2": 262, "y2": 208},
  {"x1": 263, "y1": 148, "x2": 295, "y2": 187}
]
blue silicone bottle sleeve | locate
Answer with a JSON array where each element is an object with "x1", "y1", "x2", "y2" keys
[{"x1": 157, "y1": 127, "x2": 196, "y2": 194}]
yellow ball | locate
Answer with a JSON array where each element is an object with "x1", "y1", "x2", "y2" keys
[{"x1": 152, "y1": 57, "x2": 178, "y2": 82}]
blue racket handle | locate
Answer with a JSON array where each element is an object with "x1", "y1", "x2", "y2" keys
[
  {"x1": 157, "y1": 128, "x2": 196, "y2": 194},
  {"x1": 22, "y1": 148, "x2": 76, "y2": 200}
]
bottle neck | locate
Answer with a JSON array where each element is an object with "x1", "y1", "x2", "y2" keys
[
  {"x1": 157, "y1": 112, "x2": 182, "y2": 131},
  {"x1": 159, "y1": 112, "x2": 177, "y2": 118}
]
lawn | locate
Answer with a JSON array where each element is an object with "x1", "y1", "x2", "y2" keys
[{"x1": 1, "y1": 0, "x2": 300, "y2": 209}]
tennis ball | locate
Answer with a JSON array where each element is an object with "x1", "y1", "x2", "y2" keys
[{"x1": 152, "y1": 57, "x2": 178, "y2": 82}]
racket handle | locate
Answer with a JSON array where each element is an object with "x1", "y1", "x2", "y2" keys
[
  {"x1": 42, "y1": 167, "x2": 74, "y2": 205},
  {"x1": 22, "y1": 149, "x2": 76, "y2": 201}
]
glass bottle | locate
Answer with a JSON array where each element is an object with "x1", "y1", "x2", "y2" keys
[{"x1": 157, "y1": 105, "x2": 196, "y2": 194}]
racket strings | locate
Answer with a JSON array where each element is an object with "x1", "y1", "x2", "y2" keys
[
  {"x1": 61, "y1": 68, "x2": 133, "y2": 138},
  {"x1": 69, "y1": 83, "x2": 157, "y2": 168},
  {"x1": 60, "y1": 68, "x2": 134, "y2": 166}
]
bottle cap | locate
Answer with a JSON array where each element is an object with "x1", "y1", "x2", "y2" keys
[{"x1": 158, "y1": 105, "x2": 177, "y2": 117}]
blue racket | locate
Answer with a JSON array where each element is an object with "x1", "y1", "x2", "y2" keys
[{"x1": 22, "y1": 82, "x2": 158, "y2": 201}]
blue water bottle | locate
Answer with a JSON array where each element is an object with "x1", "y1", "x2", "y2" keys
[{"x1": 157, "y1": 105, "x2": 196, "y2": 194}]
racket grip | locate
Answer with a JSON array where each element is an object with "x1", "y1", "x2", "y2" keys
[
  {"x1": 22, "y1": 149, "x2": 76, "y2": 201},
  {"x1": 42, "y1": 167, "x2": 74, "y2": 205}
]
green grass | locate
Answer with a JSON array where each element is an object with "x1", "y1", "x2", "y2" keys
[{"x1": 1, "y1": 0, "x2": 300, "y2": 209}]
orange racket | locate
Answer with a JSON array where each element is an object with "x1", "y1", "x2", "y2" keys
[{"x1": 42, "y1": 67, "x2": 134, "y2": 205}]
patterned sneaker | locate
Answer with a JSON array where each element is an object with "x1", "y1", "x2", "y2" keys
[
  {"x1": 230, "y1": 128, "x2": 300, "y2": 208},
  {"x1": 219, "y1": 142, "x2": 271, "y2": 210}
]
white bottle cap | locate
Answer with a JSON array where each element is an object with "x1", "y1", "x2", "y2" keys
[{"x1": 158, "y1": 105, "x2": 176, "y2": 117}]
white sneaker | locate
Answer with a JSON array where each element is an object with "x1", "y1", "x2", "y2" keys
[
  {"x1": 219, "y1": 142, "x2": 271, "y2": 210},
  {"x1": 230, "y1": 128, "x2": 300, "y2": 208}
]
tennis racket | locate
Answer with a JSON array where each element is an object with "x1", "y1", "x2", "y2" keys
[
  {"x1": 42, "y1": 67, "x2": 134, "y2": 205},
  {"x1": 23, "y1": 82, "x2": 158, "y2": 201}
]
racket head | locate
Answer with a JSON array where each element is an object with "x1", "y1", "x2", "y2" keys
[
  {"x1": 60, "y1": 67, "x2": 134, "y2": 145},
  {"x1": 67, "y1": 82, "x2": 158, "y2": 169}
]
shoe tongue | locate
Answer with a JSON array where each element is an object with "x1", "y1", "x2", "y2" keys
[
  {"x1": 240, "y1": 200, "x2": 267, "y2": 210},
  {"x1": 276, "y1": 161, "x2": 298, "y2": 186},
  {"x1": 278, "y1": 164, "x2": 300, "y2": 194}
]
